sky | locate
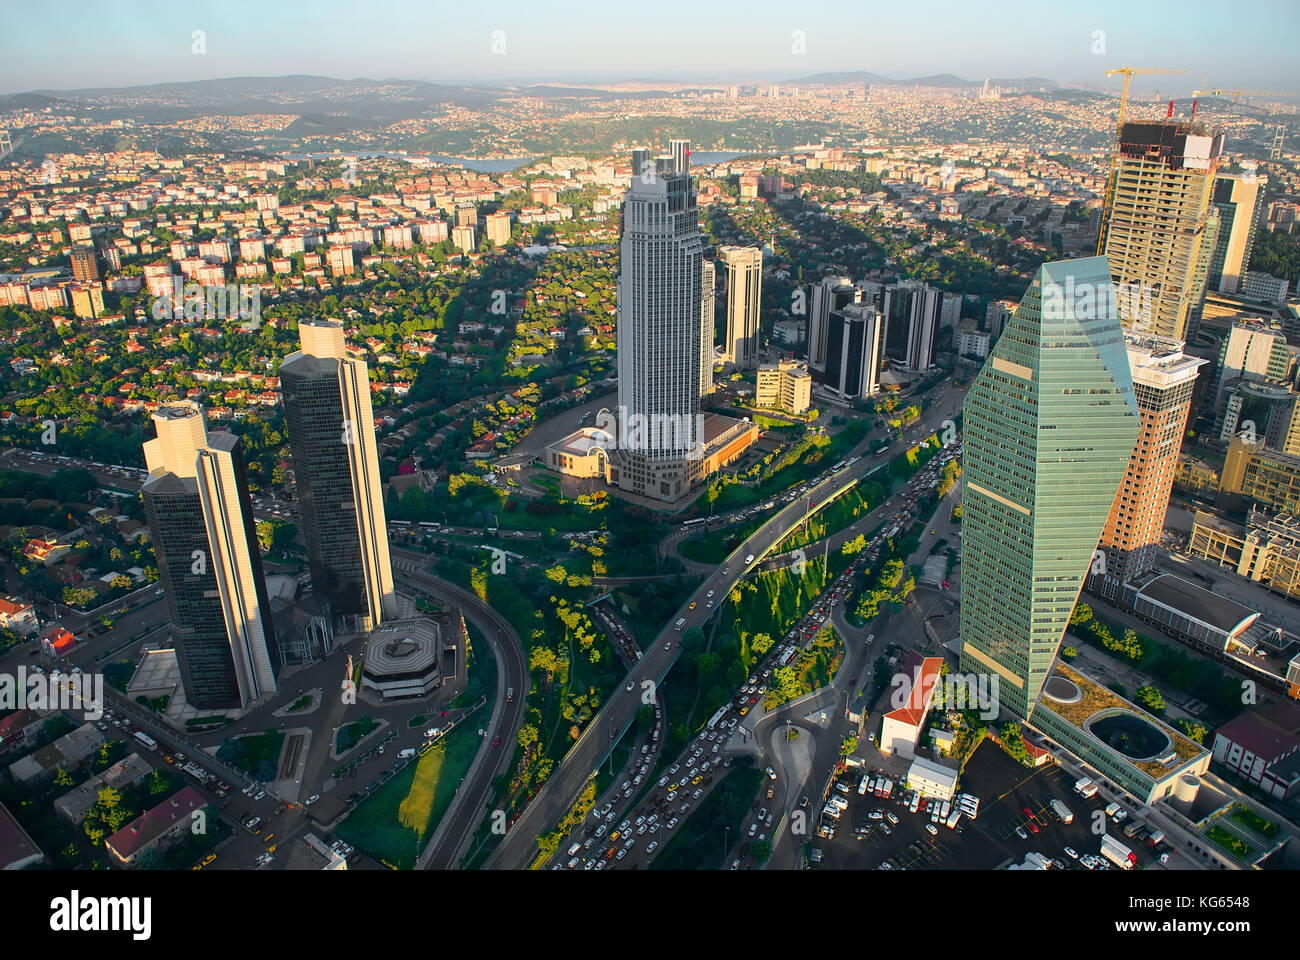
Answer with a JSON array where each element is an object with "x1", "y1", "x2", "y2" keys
[{"x1": 2, "y1": 0, "x2": 1298, "y2": 96}]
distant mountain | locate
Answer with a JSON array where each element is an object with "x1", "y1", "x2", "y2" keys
[{"x1": 0, "y1": 92, "x2": 62, "y2": 109}]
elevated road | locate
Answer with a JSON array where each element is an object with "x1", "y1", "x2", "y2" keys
[{"x1": 485, "y1": 392, "x2": 964, "y2": 869}]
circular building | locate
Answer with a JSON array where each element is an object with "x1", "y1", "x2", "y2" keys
[{"x1": 360, "y1": 617, "x2": 444, "y2": 701}]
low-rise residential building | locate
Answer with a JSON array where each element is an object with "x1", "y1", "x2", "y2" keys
[
  {"x1": 755, "y1": 358, "x2": 812, "y2": 415},
  {"x1": 104, "y1": 786, "x2": 208, "y2": 866},
  {"x1": 1211, "y1": 700, "x2": 1300, "y2": 800}
]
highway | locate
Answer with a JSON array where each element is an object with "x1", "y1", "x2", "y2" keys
[
  {"x1": 389, "y1": 551, "x2": 530, "y2": 870},
  {"x1": 484, "y1": 387, "x2": 965, "y2": 868}
]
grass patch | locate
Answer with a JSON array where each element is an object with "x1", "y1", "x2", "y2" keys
[
  {"x1": 1228, "y1": 803, "x2": 1280, "y2": 839},
  {"x1": 335, "y1": 717, "x2": 381, "y2": 753},
  {"x1": 287, "y1": 694, "x2": 313, "y2": 713},
  {"x1": 651, "y1": 766, "x2": 765, "y2": 870},
  {"x1": 1205, "y1": 824, "x2": 1254, "y2": 861},
  {"x1": 336, "y1": 720, "x2": 483, "y2": 870}
]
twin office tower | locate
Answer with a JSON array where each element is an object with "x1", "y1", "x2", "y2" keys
[{"x1": 141, "y1": 319, "x2": 396, "y2": 710}]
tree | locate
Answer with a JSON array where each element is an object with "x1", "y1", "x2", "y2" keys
[
  {"x1": 1000, "y1": 721, "x2": 1029, "y2": 764},
  {"x1": 840, "y1": 735, "x2": 858, "y2": 756},
  {"x1": 1069, "y1": 603, "x2": 1093, "y2": 628},
  {"x1": 54, "y1": 766, "x2": 75, "y2": 787},
  {"x1": 1061, "y1": 646, "x2": 1078, "y2": 660},
  {"x1": 1135, "y1": 684, "x2": 1166, "y2": 714},
  {"x1": 751, "y1": 838, "x2": 773, "y2": 863},
  {"x1": 517, "y1": 724, "x2": 539, "y2": 748}
]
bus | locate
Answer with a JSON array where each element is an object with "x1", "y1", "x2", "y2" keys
[
  {"x1": 682, "y1": 518, "x2": 706, "y2": 527},
  {"x1": 134, "y1": 731, "x2": 158, "y2": 752},
  {"x1": 706, "y1": 706, "x2": 729, "y2": 731},
  {"x1": 418, "y1": 521, "x2": 440, "y2": 530},
  {"x1": 389, "y1": 520, "x2": 412, "y2": 528}
]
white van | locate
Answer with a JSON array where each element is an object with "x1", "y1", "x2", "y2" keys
[{"x1": 674, "y1": 618, "x2": 686, "y2": 631}]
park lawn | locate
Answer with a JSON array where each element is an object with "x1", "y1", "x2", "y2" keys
[
  {"x1": 336, "y1": 721, "x2": 482, "y2": 870},
  {"x1": 651, "y1": 766, "x2": 766, "y2": 870}
]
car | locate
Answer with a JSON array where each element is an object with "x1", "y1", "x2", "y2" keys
[
  {"x1": 669, "y1": 764, "x2": 679, "y2": 774},
  {"x1": 757, "y1": 807, "x2": 767, "y2": 821},
  {"x1": 925, "y1": 823, "x2": 938, "y2": 836},
  {"x1": 799, "y1": 796, "x2": 809, "y2": 809},
  {"x1": 688, "y1": 602, "x2": 696, "y2": 610},
  {"x1": 1022, "y1": 806, "x2": 1035, "y2": 820},
  {"x1": 646, "y1": 841, "x2": 657, "y2": 854},
  {"x1": 667, "y1": 817, "x2": 678, "y2": 829},
  {"x1": 748, "y1": 823, "x2": 757, "y2": 837},
  {"x1": 731, "y1": 859, "x2": 740, "y2": 870},
  {"x1": 692, "y1": 789, "x2": 703, "y2": 799},
  {"x1": 658, "y1": 776, "x2": 668, "y2": 787},
  {"x1": 868, "y1": 810, "x2": 883, "y2": 821},
  {"x1": 1015, "y1": 825, "x2": 1028, "y2": 840},
  {"x1": 305, "y1": 794, "x2": 320, "y2": 806},
  {"x1": 1064, "y1": 846, "x2": 1079, "y2": 859},
  {"x1": 492, "y1": 735, "x2": 501, "y2": 747},
  {"x1": 886, "y1": 812, "x2": 899, "y2": 825},
  {"x1": 254, "y1": 790, "x2": 266, "y2": 800},
  {"x1": 879, "y1": 823, "x2": 892, "y2": 836},
  {"x1": 616, "y1": 849, "x2": 628, "y2": 860},
  {"x1": 1027, "y1": 821, "x2": 1039, "y2": 834}
]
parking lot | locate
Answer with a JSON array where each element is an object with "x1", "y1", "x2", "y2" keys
[{"x1": 811, "y1": 740, "x2": 1159, "y2": 870}]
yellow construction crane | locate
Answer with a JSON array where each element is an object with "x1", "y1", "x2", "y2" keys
[{"x1": 1097, "y1": 67, "x2": 1187, "y2": 255}]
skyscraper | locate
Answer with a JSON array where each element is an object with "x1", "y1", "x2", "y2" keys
[
  {"x1": 280, "y1": 319, "x2": 396, "y2": 632},
  {"x1": 1102, "y1": 121, "x2": 1224, "y2": 341},
  {"x1": 141, "y1": 402, "x2": 280, "y2": 709},
  {"x1": 669, "y1": 138, "x2": 690, "y2": 177},
  {"x1": 823, "y1": 303, "x2": 885, "y2": 400},
  {"x1": 700, "y1": 259, "x2": 716, "y2": 399},
  {"x1": 883, "y1": 280, "x2": 943, "y2": 371},
  {"x1": 1207, "y1": 168, "x2": 1264, "y2": 295},
  {"x1": 808, "y1": 276, "x2": 857, "y2": 373},
  {"x1": 720, "y1": 246, "x2": 763, "y2": 370},
  {"x1": 612, "y1": 149, "x2": 706, "y2": 497},
  {"x1": 1090, "y1": 336, "x2": 1205, "y2": 600},
  {"x1": 959, "y1": 257, "x2": 1139, "y2": 718}
]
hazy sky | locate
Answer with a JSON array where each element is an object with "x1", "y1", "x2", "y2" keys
[{"x1": 2, "y1": 0, "x2": 1297, "y2": 95}]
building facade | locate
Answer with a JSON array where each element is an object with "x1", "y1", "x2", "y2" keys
[
  {"x1": 1091, "y1": 336, "x2": 1204, "y2": 599},
  {"x1": 1102, "y1": 121, "x2": 1224, "y2": 341},
  {"x1": 720, "y1": 245, "x2": 763, "y2": 371},
  {"x1": 141, "y1": 402, "x2": 280, "y2": 709},
  {"x1": 959, "y1": 257, "x2": 1139, "y2": 718},
  {"x1": 280, "y1": 320, "x2": 396, "y2": 632}
]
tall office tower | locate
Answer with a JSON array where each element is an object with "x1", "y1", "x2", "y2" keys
[
  {"x1": 280, "y1": 320, "x2": 396, "y2": 632},
  {"x1": 141, "y1": 403, "x2": 280, "y2": 709},
  {"x1": 822, "y1": 303, "x2": 885, "y2": 400},
  {"x1": 630, "y1": 148, "x2": 650, "y2": 180},
  {"x1": 1102, "y1": 121, "x2": 1224, "y2": 341},
  {"x1": 720, "y1": 245, "x2": 763, "y2": 370},
  {"x1": 1090, "y1": 336, "x2": 1205, "y2": 600},
  {"x1": 807, "y1": 276, "x2": 856, "y2": 372},
  {"x1": 700, "y1": 259, "x2": 716, "y2": 399},
  {"x1": 614, "y1": 147, "x2": 705, "y2": 494},
  {"x1": 1210, "y1": 321, "x2": 1293, "y2": 413},
  {"x1": 883, "y1": 280, "x2": 942, "y2": 370},
  {"x1": 1208, "y1": 168, "x2": 1264, "y2": 295},
  {"x1": 958, "y1": 257, "x2": 1139, "y2": 719},
  {"x1": 669, "y1": 138, "x2": 691, "y2": 175},
  {"x1": 70, "y1": 244, "x2": 100, "y2": 284}
]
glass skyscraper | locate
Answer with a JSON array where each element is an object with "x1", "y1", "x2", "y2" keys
[{"x1": 959, "y1": 256, "x2": 1139, "y2": 719}]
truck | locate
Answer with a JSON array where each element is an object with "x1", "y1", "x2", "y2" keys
[
  {"x1": 133, "y1": 731, "x2": 158, "y2": 752},
  {"x1": 858, "y1": 775, "x2": 871, "y2": 796},
  {"x1": 1105, "y1": 801, "x2": 1128, "y2": 823},
  {"x1": 1049, "y1": 799, "x2": 1074, "y2": 824},
  {"x1": 506, "y1": 687, "x2": 514, "y2": 702},
  {"x1": 1145, "y1": 829, "x2": 1166, "y2": 848},
  {"x1": 1100, "y1": 834, "x2": 1136, "y2": 870},
  {"x1": 939, "y1": 800, "x2": 950, "y2": 821},
  {"x1": 882, "y1": 780, "x2": 894, "y2": 800},
  {"x1": 1074, "y1": 777, "x2": 1098, "y2": 799},
  {"x1": 398, "y1": 748, "x2": 417, "y2": 760},
  {"x1": 946, "y1": 809, "x2": 962, "y2": 829}
]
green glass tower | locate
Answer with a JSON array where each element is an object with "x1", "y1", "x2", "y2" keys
[{"x1": 959, "y1": 256, "x2": 1139, "y2": 719}]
